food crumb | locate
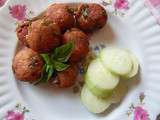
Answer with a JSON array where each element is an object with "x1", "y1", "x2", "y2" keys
[
  {"x1": 78, "y1": 81, "x2": 84, "y2": 87},
  {"x1": 73, "y1": 85, "x2": 80, "y2": 94}
]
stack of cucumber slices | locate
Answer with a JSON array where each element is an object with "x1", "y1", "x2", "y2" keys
[{"x1": 81, "y1": 47, "x2": 139, "y2": 113}]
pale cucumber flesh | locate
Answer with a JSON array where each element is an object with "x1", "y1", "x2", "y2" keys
[
  {"x1": 86, "y1": 59, "x2": 119, "y2": 98},
  {"x1": 81, "y1": 85, "x2": 112, "y2": 114},
  {"x1": 81, "y1": 47, "x2": 139, "y2": 114},
  {"x1": 100, "y1": 47, "x2": 133, "y2": 76},
  {"x1": 109, "y1": 81, "x2": 128, "y2": 103},
  {"x1": 125, "y1": 52, "x2": 139, "y2": 78}
]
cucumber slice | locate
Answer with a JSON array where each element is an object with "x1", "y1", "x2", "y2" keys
[
  {"x1": 81, "y1": 85, "x2": 112, "y2": 113},
  {"x1": 125, "y1": 52, "x2": 139, "y2": 78},
  {"x1": 110, "y1": 81, "x2": 128, "y2": 103},
  {"x1": 85, "y1": 59, "x2": 119, "y2": 98},
  {"x1": 100, "y1": 47, "x2": 132, "y2": 76}
]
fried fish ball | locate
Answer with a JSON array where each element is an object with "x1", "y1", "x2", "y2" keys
[
  {"x1": 57, "y1": 64, "x2": 78, "y2": 88},
  {"x1": 62, "y1": 28, "x2": 89, "y2": 63},
  {"x1": 45, "y1": 3, "x2": 75, "y2": 32},
  {"x1": 12, "y1": 47, "x2": 44, "y2": 82},
  {"x1": 76, "y1": 3, "x2": 107, "y2": 32},
  {"x1": 26, "y1": 19, "x2": 61, "y2": 53}
]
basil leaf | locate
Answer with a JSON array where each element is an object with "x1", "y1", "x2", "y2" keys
[
  {"x1": 40, "y1": 54, "x2": 56, "y2": 82},
  {"x1": 54, "y1": 61, "x2": 70, "y2": 72},
  {"x1": 35, "y1": 43, "x2": 73, "y2": 85},
  {"x1": 47, "y1": 66, "x2": 54, "y2": 81},
  {"x1": 82, "y1": 5, "x2": 89, "y2": 18},
  {"x1": 82, "y1": 8, "x2": 89, "y2": 18},
  {"x1": 34, "y1": 65, "x2": 55, "y2": 85},
  {"x1": 46, "y1": 65, "x2": 50, "y2": 73},
  {"x1": 41, "y1": 54, "x2": 51, "y2": 65},
  {"x1": 33, "y1": 64, "x2": 48, "y2": 85},
  {"x1": 67, "y1": 7, "x2": 76, "y2": 14},
  {"x1": 53, "y1": 43, "x2": 73, "y2": 62}
]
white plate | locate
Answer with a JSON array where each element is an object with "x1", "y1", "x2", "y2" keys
[{"x1": 0, "y1": 0, "x2": 160, "y2": 120}]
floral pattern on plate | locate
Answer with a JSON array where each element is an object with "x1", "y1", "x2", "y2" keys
[
  {"x1": 101, "y1": 0, "x2": 129, "y2": 16},
  {"x1": 4, "y1": 103, "x2": 34, "y2": 120},
  {"x1": 8, "y1": 4, "x2": 34, "y2": 21},
  {"x1": 9, "y1": 5, "x2": 27, "y2": 21},
  {"x1": 0, "y1": 0, "x2": 6, "y2": 7},
  {"x1": 127, "y1": 93, "x2": 150, "y2": 120}
]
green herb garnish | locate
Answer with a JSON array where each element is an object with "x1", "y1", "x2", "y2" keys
[
  {"x1": 102, "y1": 10, "x2": 107, "y2": 17},
  {"x1": 53, "y1": 60, "x2": 70, "y2": 72},
  {"x1": 52, "y1": 42, "x2": 74, "y2": 62},
  {"x1": 67, "y1": 7, "x2": 77, "y2": 14},
  {"x1": 42, "y1": 19, "x2": 52, "y2": 26},
  {"x1": 34, "y1": 43, "x2": 74, "y2": 85},
  {"x1": 82, "y1": 5, "x2": 89, "y2": 19}
]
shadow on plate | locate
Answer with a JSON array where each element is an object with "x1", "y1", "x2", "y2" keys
[
  {"x1": 90, "y1": 23, "x2": 116, "y2": 45},
  {"x1": 30, "y1": 68, "x2": 141, "y2": 118},
  {"x1": 97, "y1": 70, "x2": 141, "y2": 117}
]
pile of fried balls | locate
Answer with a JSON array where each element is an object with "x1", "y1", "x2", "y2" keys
[{"x1": 12, "y1": 3, "x2": 107, "y2": 88}]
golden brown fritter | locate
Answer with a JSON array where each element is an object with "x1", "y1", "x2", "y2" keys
[
  {"x1": 62, "y1": 28, "x2": 89, "y2": 63},
  {"x1": 76, "y1": 3, "x2": 107, "y2": 32},
  {"x1": 45, "y1": 4, "x2": 75, "y2": 32},
  {"x1": 26, "y1": 19, "x2": 61, "y2": 53},
  {"x1": 57, "y1": 64, "x2": 78, "y2": 88},
  {"x1": 12, "y1": 47, "x2": 44, "y2": 82}
]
